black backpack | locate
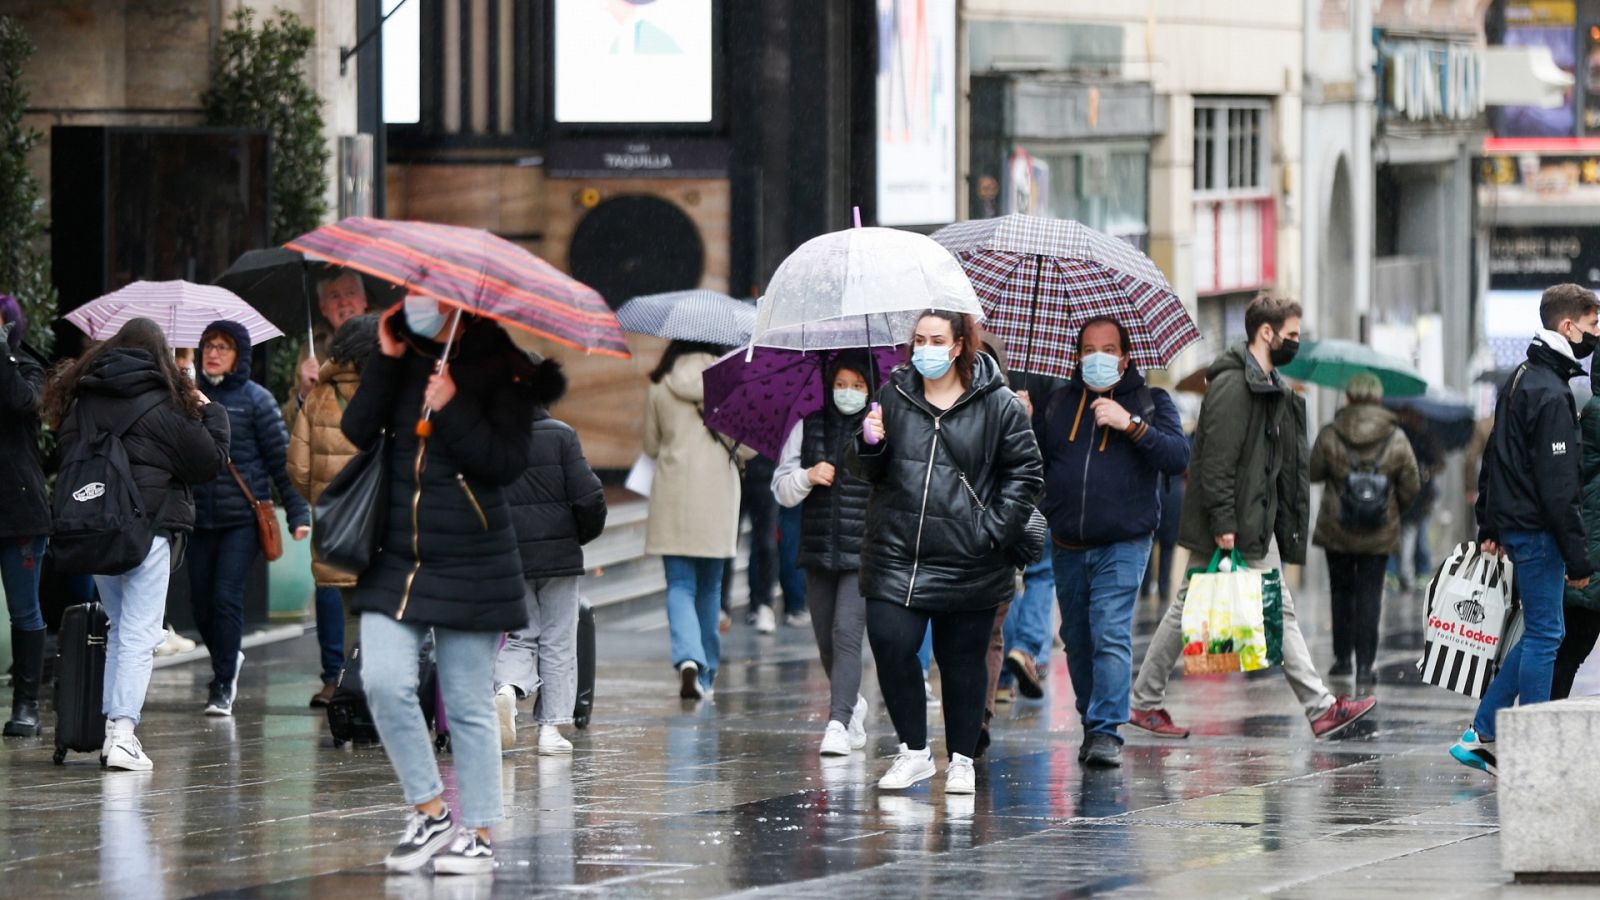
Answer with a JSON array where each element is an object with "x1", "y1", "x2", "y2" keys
[
  {"x1": 1337, "y1": 430, "x2": 1397, "y2": 531},
  {"x1": 50, "y1": 395, "x2": 164, "y2": 576}
]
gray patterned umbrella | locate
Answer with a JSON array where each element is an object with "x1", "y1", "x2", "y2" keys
[{"x1": 616, "y1": 290, "x2": 756, "y2": 346}]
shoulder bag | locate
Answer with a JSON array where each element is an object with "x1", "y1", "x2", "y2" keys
[
  {"x1": 313, "y1": 430, "x2": 391, "y2": 574},
  {"x1": 227, "y1": 461, "x2": 285, "y2": 562}
]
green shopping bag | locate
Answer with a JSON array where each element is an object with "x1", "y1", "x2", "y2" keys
[
  {"x1": 1261, "y1": 570, "x2": 1284, "y2": 667},
  {"x1": 1180, "y1": 550, "x2": 1269, "y2": 674}
]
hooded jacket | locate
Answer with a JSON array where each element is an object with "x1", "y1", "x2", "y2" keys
[
  {"x1": 846, "y1": 353, "x2": 1044, "y2": 612},
  {"x1": 54, "y1": 348, "x2": 231, "y2": 537},
  {"x1": 1476, "y1": 336, "x2": 1592, "y2": 578},
  {"x1": 287, "y1": 359, "x2": 362, "y2": 586},
  {"x1": 1178, "y1": 342, "x2": 1312, "y2": 564},
  {"x1": 1035, "y1": 366, "x2": 1189, "y2": 547},
  {"x1": 642, "y1": 352, "x2": 748, "y2": 559},
  {"x1": 1309, "y1": 403, "x2": 1422, "y2": 555},
  {"x1": 192, "y1": 320, "x2": 311, "y2": 532},
  {"x1": 340, "y1": 316, "x2": 536, "y2": 631},
  {"x1": 506, "y1": 359, "x2": 608, "y2": 579},
  {"x1": 0, "y1": 341, "x2": 50, "y2": 538}
]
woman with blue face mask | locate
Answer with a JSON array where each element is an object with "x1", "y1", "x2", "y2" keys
[
  {"x1": 848, "y1": 311, "x2": 1044, "y2": 795},
  {"x1": 771, "y1": 353, "x2": 878, "y2": 757}
]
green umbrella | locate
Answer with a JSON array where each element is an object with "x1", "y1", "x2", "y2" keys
[{"x1": 1278, "y1": 338, "x2": 1427, "y2": 398}]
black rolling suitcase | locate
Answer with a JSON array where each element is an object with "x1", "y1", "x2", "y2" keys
[
  {"x1": 327, "y1": 643, "x2": 438, "y2": 748},
  {"x1": 573, "y1": 597, "x2": 595, "y2": 729},
  {"x1": 53, "y1": 602, "x2": 109, "y2": 765}
]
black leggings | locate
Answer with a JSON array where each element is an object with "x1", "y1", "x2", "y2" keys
[
  {"x1": 1327, "y1": 551, "x2": 1387, "y2": 671},
  {"x1": 866, "y1": 600, "x2": 995, "y2": 759},
  {"x1": 1552, "y1": 604, "x2": 1600, "y2": 700}
]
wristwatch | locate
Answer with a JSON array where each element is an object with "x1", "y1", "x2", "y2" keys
[{"x1": 1125, "y1": 414, "x2": 1144, "y2": 433}]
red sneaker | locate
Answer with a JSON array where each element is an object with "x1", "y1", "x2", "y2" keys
[
  {"x1": 1311, "y1": 695, "x2": 1376, "y2": 739},
  {"x1": 1127, "y1": 707, "x2": 1190, "y2": 738}
]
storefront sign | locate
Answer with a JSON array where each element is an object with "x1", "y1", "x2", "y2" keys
[
  {"x1": 1489, "y1": 225, "x2": 1600, "y2": 288},
  {"x1": 546, "y1": 139, "x2": 729, "y2": 179},
  {"x1": 1377, "y1": 36, "x2": 1486, "y2": 123}
]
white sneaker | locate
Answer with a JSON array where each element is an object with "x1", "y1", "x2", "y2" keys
[
  {"x1": 495, "y1": 685, "x2": 517, "y2": 751},
  {"x1": 819, "y1": 720, "x2": 852, "y2": 756},
  {"x1": 877, "y1": 743, "x2": 935, "y2": 790},
  {"x1": 677, "y1": 661, "x2": 704, "y2": 699},
  {"x1": 924, "y1": 678, "x2": 940, "y2": 706},
  {"x1": 536, "y1": 724, "x2": 572, "y2": 756},
  {"x1": 847, "y1": 695, "x2": 868, "y2": 750},
  {"x1": 754, "y1": 605, "x2": 777, "y2": 634},
  {"x1": 154, "y1": 626, "x2": 188, "y2": 657},
  {"x1": 102, "y1": 728, "x2": 153, "y2": 772},
  {"x1": 945, "y1": 753, "x2": 975, "y2": 795}
]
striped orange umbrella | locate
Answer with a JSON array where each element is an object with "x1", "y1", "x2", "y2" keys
[{"x1": 285, "y1": 217, "x2": 630, "y2": 359}]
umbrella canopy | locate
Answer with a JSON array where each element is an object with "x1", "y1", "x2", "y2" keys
[
  {"x1": 751, "y1": 227, "x2": 984, "y2": 350},
  {"x1": 285, "y1": 217, "x2": 629, "y2": 358},
  {"x1": 1278, "y1": 339, "x2": 1427, "y2": 398},
  {"x1": 1384, "y1": 392, "x2": 1477, "y2": 451},
  {"x1": 702, "y1": 345, "x2": 906, "y2": 460},
  {"x1": 930, "y1": 214, "x2": 1200, "y2": 379},
  {"x1": 214, "y1": 248, "x2": 403, "y2": 336},
  {"x1": 65, "y1": 280, "x2": 283, "y2": 348},
  {"x1": 616, "y1": 290, "x2": 756, "y2": 346}
]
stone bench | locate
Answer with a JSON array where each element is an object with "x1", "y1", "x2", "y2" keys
[{"x1": 1500, "y1": 696, "x2": 1600, "y2": 881}]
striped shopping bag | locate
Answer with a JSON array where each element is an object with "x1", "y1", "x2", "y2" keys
[{"x1": 1416, "y1": 542, "x2": 1518, "y2": 698}]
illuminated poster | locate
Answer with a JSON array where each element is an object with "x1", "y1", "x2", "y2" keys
[
  {"x1": 554, "y1": 0, "x2": 714, "y2": 124},
  {"x1": 1499, "y1": 0, "x2": 1576, "y2": 136},
  {"x1": 876, "y1": 0, "x2": 957, "y2": 226}
]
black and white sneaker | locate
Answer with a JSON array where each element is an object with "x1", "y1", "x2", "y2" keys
[
  {"x1": 432, "y1": 829, "x2": 495, "y2": 875},
  {"x1": 203, "y1": 682, "x2": 233, "y2": 717},
  {"x1": 384, "y1": 807, "x2": 456, "y2": 873}
]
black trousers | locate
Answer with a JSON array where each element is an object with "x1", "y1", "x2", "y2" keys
[
  {"x1": 866, "y1": 600, "x2": 993, "y2": 759},
  {"x1": 1552, "y1": 604, "x2": 1600, "y2": 700},
  {"x1": 1326, "y1": 551, "x2": 1388, "y2": 671}
]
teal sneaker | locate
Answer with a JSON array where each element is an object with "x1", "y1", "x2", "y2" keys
[{"x1": 1449, "y1": 727, "x2": 1498, "y2": 777}]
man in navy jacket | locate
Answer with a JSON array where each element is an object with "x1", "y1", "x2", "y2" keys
[{"x1": 1030, "y1": 317, "x2": 1188, "y2": 768}]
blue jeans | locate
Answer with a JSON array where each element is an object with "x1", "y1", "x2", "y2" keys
[
  {"x1": 187, "y1": 525, "x2": 260, "y2": 688},
  {"x1": 1000, "y1": 555, "x2": 1055, "y2": 686},
  {"x1": 96, "y1": 538, "x2": 171, "y2": 725},
  {"x1": 1473, "y1": 530, "x2": 1567, "y2": 741},
  {"x1": 1054, "y1": 536, "x2": 1152, "y2": 740},
  {"x1": 313, "y1": 586, "x2": 345, "y2": 685},
  {"x1": 0, "y1": 535, "x2": 48, "y2": 632},
  {"x1": 665, "y1": 555, "x2": 725, "y2": 689},
  {"x1": 361, "y1": 613, "x2": 502, "y2": 828},
  {"x1": 917, "y1": 625, "x2": 933, "y2": 672},
  {"x1": 777, "y1": 504, "x2": 807, "y2": 614}
]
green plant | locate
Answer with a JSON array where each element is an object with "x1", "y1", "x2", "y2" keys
[
  {"x1": 0, "y1": 15, "x2": 57, "y2": 353},
  {"x1": 203, "y1": 7, "x2": 330, "y2": 245}
]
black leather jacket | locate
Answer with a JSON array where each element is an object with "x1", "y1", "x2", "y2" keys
[{"x1": 847, "y1": 353, "x2": 1043, "y2": 612}]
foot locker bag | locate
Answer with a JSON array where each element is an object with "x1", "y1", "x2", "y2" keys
[
  {"x1": 53, "y1": 602, "x2": 109, "y2": 765},
  {"x1": 1417, "y1": 542, "x2": 1517, "y2": 698}
]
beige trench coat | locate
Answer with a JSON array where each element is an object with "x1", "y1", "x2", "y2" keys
[{"x1": 642, "y1": 353, "x2": 748, "y2": 558}]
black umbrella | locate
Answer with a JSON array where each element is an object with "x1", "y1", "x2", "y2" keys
[
  {"x1": 1384, "y1": 393, "x2": 1477, "y2": 451},
  {"x1": 213, "y1": 248, "x2": 402, "y2": 342}
]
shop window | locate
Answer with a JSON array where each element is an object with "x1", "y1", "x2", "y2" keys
[
  {"x1": 1008, "y1": 142, "x2": 1150, "y2": 249},
  {"x1": 1193, "y1": 99, "x2": 1268, "y2": 195},
  {"x1": 1193, "y1": 98, "x2": 1274, "y2": 295}
]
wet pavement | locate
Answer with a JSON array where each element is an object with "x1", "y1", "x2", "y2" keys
[{"x1": 0, "y1": 585, "x2": 1589, "y2": 898}]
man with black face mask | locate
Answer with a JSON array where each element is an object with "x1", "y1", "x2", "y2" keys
[
  {"x1": 1128, "y1": 293, "x2": 1377, "y2": 741},
  {"x1": 1451, "y1": 283, "x2": 1598, "y2": 779}
]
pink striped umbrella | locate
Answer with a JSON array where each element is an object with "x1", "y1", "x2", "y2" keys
[{"x1": 65, "y1": 280, "x2": 284, "y2": 348}]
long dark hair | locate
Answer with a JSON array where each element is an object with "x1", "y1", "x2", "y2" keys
[
  {"x1": 912, "y1": 310, "x2": 979, "y2": 388},
  {"x1": 649, "y1": 340, "x2": 728, "y2": 383},
  {"x1": 44, "y1": 317, "x2": 201, "y2": 428}
]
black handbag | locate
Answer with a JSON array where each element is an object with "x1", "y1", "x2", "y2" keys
[
  {"x1": 933, "y1": 429, "x2": 1048, "y2": 569},
  {"x1": 313, "y1": 431, "x2": 390, "y2": 574}
]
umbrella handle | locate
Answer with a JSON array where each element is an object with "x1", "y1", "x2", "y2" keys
[
  {"x1": 416, "y1": 307, "x2": 465, "y2": 437},
  {"x1": 862, "y1": 402, "x2": 882, "y2": 445}
]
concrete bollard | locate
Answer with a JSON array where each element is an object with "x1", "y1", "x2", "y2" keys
[{"x1": 1499, "y1": 696, "x2": 1600, "y2": 881}]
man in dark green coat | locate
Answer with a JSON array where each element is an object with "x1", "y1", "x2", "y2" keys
[
  {"x1": 1554, "y1": 390, "x2": 1600, "y2": 699},
  {"x1": 1128, "y1": 294, "x2": 1376, "y2": 741}
]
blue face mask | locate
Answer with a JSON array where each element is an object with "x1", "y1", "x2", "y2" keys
[
  {"x1": 913, "y1": 345, "x2": 954, "y2": 380},
  {"x1": 1080, "y1": 352, "x2": 1123, "y2": 391},
  {"x1": 832, "y1": 388, "x2": 868, "y2": 415},
  {"x1": 404, "y1": 296, "x2": 446, "y2": 338}
]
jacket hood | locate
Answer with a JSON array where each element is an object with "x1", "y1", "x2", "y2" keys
[
  {"x1": 528, "y1": 357, "x2": 567, "y2": 410},
  {"x1": 318, "y1": 359, "x2": 361, "y2": 384},
  {"x1": 663, "y1": 352, "x2": 711, "y2": 404},
  {"x1": 1332, "y1": 403, "x2": 1398, "y2": 448},
  {"x1": 1529, "y1": 334, "x2": 1588, "y2": 380},
  {"x1": 200, "y1": 319, "x2": 254, "y2": 389},
  {"x1": 78, "y1": 348, "x2": 171, "y2": 399},
  {"x1": 1208, "y1": 341, "x2": 1284, "y2": 395}
]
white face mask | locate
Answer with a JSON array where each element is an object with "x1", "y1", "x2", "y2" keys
[{"x1": 832, "y1": 388, "x2": 868, "y2": 415}]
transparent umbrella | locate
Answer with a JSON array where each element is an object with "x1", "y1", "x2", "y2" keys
[{"x1": 750, "y1": 226, "x2": 984, "y2": 351}]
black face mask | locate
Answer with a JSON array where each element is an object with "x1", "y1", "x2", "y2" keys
[
  {"x1": 1269, "y1": 336, "x2": 1299, "y2": 368},
  {"x1": 1569, "y1": 329, "x2": 1598, "y2": 360}
]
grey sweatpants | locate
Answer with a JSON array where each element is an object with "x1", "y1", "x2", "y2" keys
[
  {"x1": 494, "y1": 576, "x2": 580, "y2": 726},
  {"x1": 807, "y1": 569, "x2": 868, "y2": 724}
]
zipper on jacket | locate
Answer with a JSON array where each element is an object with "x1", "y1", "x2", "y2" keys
[
  {"x1": 457, "y1": 474, "x2": 488, "y2": 530},
  {"x1": 396, "y1": 440, "x2": 428, "y2": 620},
  {"x1": 904, "y1": 414, "x2": 943, "y2": 606}
]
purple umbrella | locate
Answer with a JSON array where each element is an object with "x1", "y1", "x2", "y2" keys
[{"x1": 703, "y1": 345, "x2": 906, "y2": 460}]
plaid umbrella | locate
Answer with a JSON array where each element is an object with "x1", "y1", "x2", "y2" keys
[
  {"x1": 285, "y1": 217, "x2": 629, "y2": 359},
  {"x1": 931, "y1": 214, "x2": 1200, "y2": 379},
  {"x1": 702, "y1": 345, "x2": 906, "y2": 459},
  {"x1": 616, "y1": 290, "x2": 755, "y2": 347},
  {"x1": 65, "y1": 280, "x2": 283, "y2": 348}
]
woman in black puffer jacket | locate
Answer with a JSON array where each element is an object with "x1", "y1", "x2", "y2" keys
[
  {"x1": 849, "y1": 311, "x2": 1042, "y2": 795},
  {"x1": 0, "y1": 295, "x2": 52, "y2": 738},
  {"x1": 341, "y1": 298, "x2": 534, "y2": 873},
  {"x1": 189, "y1": 319, "x2": 312, "y2": 718}
]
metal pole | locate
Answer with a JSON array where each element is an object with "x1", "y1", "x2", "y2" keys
[{"x1": 1025, "y1": 256, "x2": 1042, "y2": 374}]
